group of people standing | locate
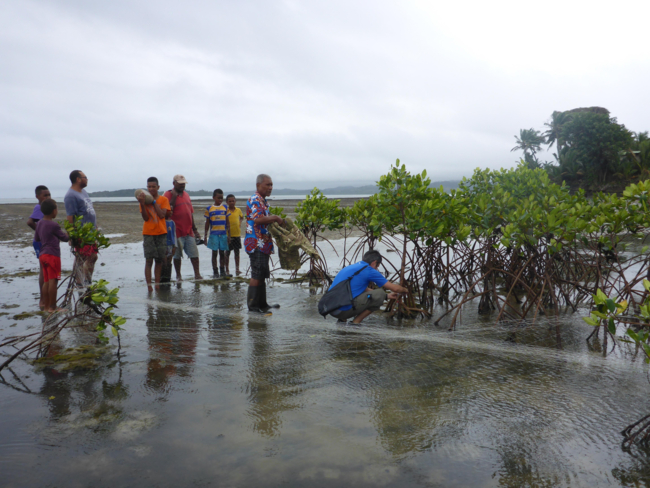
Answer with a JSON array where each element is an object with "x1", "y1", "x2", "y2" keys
[
  {"x1": 27, "y1": 171, "x2": 406, "y2": 324},
  {"x1": 136, "y1": 174, "x2": 245, "y2": 291},
  {"x1": 27, "y1": 170, "x2": 97, "y2": 311},
  {"x1": 134, "y1": 173, "x2": 284, "y2": 312}
]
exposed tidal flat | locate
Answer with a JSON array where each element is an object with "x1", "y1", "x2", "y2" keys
[
  {"x1": 2, "y1": 203, "x2": 650, "y2": 486},
  {"x1": 0, "y1": 198, "x2": 364, "y2": 248}
]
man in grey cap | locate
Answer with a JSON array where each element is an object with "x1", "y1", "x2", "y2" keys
[{"x1": 163, "y1": 175, "x2": 202, "y2": 281}]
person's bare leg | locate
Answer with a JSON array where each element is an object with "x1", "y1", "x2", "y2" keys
[
  {"x1": 49, "y1": 279, "x2": 59, "y2": 311},
  {"x1": 41, "y1": 279, "x2": 50, "y2": 312},
  {"x1": 84, "y1": 253, "x2": 98, "y2": 284},
  {"x1": 351, "y1": 309, "x2": 373, "y2": 324},
  {"x1": 154, "y1": 259, "x2": 162, "y2": 290},
  {"x1": 174, "y1": 258, "x2": 182, "y2": 281},
  {"x1": 90, "y1": 253, "x2": 97, "y2": 276},
  {"x1": 38, "y1": 263, "x2": 45, "y2": 310},
  {"x1": 219, "y1": 251, "x2": 227, "y2": 274},
  {"x1": 249, "y1": 278, "x2": 261, "y2": 287},
  {"x1": 145, "y1": 257, "x2": 154, "y2": 292},
  {"x1": 44, "y1": 280, "x2": 58, "y2": 312},
  {"x1": 235, "y1": 250, "x2": 240, "y2": 275},
  {"x1": 225, "y1": 251, "x2": 230, "y2": 275},
  {"x1": 73, "y1": 256, "x2": 83, "y2": 287},
  {"x1": 190, "y1": 257, "x2": 202, "y2": 280}
]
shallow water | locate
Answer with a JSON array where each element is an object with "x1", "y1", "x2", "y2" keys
[{"x1": 2, "y1": 242, "x2": 650, "y2": 487}]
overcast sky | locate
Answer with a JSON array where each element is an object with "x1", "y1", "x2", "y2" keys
[{"x1": 2, "y1": 0, "x2": 649, "y2": 197}]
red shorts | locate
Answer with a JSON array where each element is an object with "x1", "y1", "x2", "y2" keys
[
  {"x1": 39, "y1": 254, "x2": 62, "y2": 281},
  {"x1": 76, "y1": 244, "x2": 98, "y2": 257}
]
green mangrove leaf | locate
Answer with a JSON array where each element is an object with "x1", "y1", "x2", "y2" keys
[{"x1": 608, "y1": 318, "x2": 616, "y2": 335}]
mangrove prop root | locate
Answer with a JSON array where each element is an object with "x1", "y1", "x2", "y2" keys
[
  {"x1": 622, "y1": 413, "x2": 650, "y2": 448},
  {"x1": 0, "y1": 288, "x2": 121, "y2": 372}
]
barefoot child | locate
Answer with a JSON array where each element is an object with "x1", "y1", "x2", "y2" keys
[
  {"x1": 225, "y1": 194, "x2": 244, "y2": 276},
  {"x1": 27, "y1": 185, "x2": 51, "y2": 309},
  {"x1": 138, "y1": 177, "x2": 172, "y2": 292},
  {"x1": 34, "y1": 199, "x2": 69, "y2": 312},
  {"x1": 204, "y1": 189, "x2": 230, "y2": 278}
]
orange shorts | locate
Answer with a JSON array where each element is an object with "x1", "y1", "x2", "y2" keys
[{"x1": 39, "y1": 254, "x2": 62, "y2": 281}]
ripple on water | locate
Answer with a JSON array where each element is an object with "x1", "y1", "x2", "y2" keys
[{"x1": 5, "y1": 267, "x2": 650, "y2": 486}]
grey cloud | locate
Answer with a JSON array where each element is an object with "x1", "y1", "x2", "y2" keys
[{"x1": 1, "y1": 0, "x2": 648, "y2": 197}]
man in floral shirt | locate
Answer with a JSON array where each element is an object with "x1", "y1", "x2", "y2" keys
[{"x1": 245, "y1": 174, "x2": 285, "y2": 313}]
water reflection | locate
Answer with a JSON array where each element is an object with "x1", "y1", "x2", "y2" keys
[
  {"x1": 612, "y1": 454, "x2": 650, "y2": 486},
  {"x1": 33, "y1": 322, "x2": 131, "y2": 435},
  {"x1": 206, "y1": 309, "x2": 244, "y2": 377},
  {"x1": 34, "y1": 313, "x2": 127, "y2": 421},
  {"x1": 493, "y1": 448, "x2": 565, "y2": 487},
  {"x1": 40, "y1": 366, "x2": 72, "y2": 418},
  {"x1": 245, "y1": 315, "x2": 304, "y2": 438},
  {"x1": 38, "y1": 316, "x2": 73, "y2": 419},
  {"x1": 145, "y1": 301, "x2": 200, "y2": 397},
  {"x1": 7, "y1": 259, "x2": 650, "y2": 486}
]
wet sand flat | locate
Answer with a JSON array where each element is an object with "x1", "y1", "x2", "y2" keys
[
  {"x1": 2, "y1": 234, "x2": 650, "y2": 486},
  {"x1": 0, "y1": 197, "x2": 364, "y2": 247}
]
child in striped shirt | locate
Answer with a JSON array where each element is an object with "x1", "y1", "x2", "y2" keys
[{"x1": 204, "y1": 189, "x2": 230, "y2": 278}]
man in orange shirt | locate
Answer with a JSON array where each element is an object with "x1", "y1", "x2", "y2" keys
[{"x1": 138, "y1": 177, "x2": 172, "y2": 292}]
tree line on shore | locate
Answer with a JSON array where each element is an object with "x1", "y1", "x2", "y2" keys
[{"x1": 512, "y1": 106, "x2": 650, "y2": 190}]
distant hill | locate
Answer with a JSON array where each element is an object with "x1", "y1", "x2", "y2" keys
[
  {"x1": 88, "y1": 181, "x2": 461, "y2": 198},
  {"x1": 88, "y1": 188, "x2": 216, "y2": 197},
  {"x1": 430, "y1": 180, "x2": 461, "y2": 192}
]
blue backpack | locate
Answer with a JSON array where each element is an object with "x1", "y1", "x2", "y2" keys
[{"x1": 317, "y1": 264, "x2": 368, "y2": 317}]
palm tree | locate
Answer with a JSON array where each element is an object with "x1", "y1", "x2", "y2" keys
[
  {"x1": 511, "y1": 128, "x2": 545, "y2": 166},
  {"x1": 543, "y1": 111, "x2": 568, "y2": 165}
]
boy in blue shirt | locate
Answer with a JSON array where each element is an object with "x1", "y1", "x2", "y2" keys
[
  {"x1": 204, "y1": 189, "x2": 230, "y2": 278},
  {"x1": 328, "y1": 250, "x2": 408, "y2": 324},
  {"x1": 27, "y1": 185, "x2": 51, "y2": 309}
]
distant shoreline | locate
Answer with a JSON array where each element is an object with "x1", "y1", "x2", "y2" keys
[
  {"x1": 2, "y1": 181, "x2": 462, "y2": 202},
  {"x1": 86, "y1": 180, "x2": 461, "y2": 198},
  {"x1": 0, "y1": 197, "x2": 366, "y2": 248},
  {"x1": 0, "y1": 194, "x2": 374, "y2": 205}
]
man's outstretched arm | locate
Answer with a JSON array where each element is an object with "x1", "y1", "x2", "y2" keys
[{"x1": 383, "y1": 281, "x2": 408, "y2": 294}]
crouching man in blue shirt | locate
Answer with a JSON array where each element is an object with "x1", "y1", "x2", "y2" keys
[{"x1": 329, "y1": 250, "x2": 408, "y2": 324}]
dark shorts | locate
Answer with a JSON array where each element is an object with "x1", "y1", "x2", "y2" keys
[
  {"x1": 331, "y1": 288, "x2": 387, "y2": 321},
  {"x1": 33, "y1": 241, "x2": 41, "y2": 259},
  {"x1": 228, "y1": 237, "x2": 242, "y2": 252},
  {"x1": 143, "y1": 234, "x2": 167, "y2": 260},
  {"x1": 249, "y1": 249, "x2": 270, "y2": 280}
]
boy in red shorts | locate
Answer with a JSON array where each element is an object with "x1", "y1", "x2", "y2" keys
[{"x1": 34, "y1": 199, "x2": 69, "y2": 312}]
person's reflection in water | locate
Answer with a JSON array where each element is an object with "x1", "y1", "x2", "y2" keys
[
  {"x1": 244, "y1": 315, "x2": 303, "y2": 437},
  {"x1": 145, "y1": 302, "x2": 200, "y2": 398},
  {"x1": 40, "y1": 364, "x2": 72, "y2": 419},
  {"x1": 205, "y1": 277, "x2": 246, "y2": 371},
  {"x1": 206, "y1": 311, "x2": 243, "y2": 374},
  {"x1": 37, "y1": 315, "x2": 130, "y2": 421},
  {"x1": 325, "y1": 328, "x2": 460, "y2": 459},
  {"x1": 38, "y1": 315, "x2": 72, "y2": 418}
]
